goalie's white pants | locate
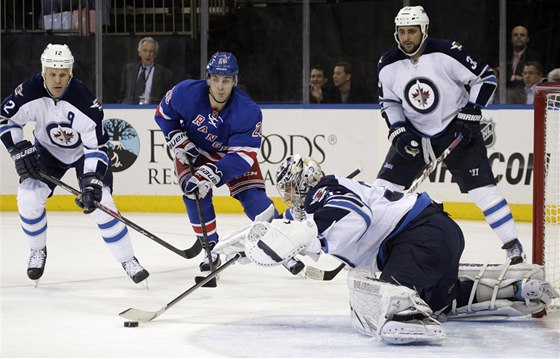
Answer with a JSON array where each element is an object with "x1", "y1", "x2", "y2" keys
[
  {"x1": 17, "y1": 178, "x2": 135, "y2": 263},
  {"x1": 347, "y1": 269, "x2": 446, "y2": 345}
]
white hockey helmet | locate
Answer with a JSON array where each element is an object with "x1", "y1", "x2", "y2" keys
[
  {"x1": 41, "y1": 43, "x2": 74, "y2": 74},
  {"x1": 394, "y1": 6, "x2": 430, "y2": 57},
  {"x1": 275, "y1": 154, "x2": 324, "y2": 208}
]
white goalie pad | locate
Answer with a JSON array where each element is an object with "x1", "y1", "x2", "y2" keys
[
  {"x1": 244, "y1": 219, "x2": 320, "y2": 267},
  {"x1": 444, "y1": 262, "x2": 559, "y2": 320},
  {"x1": 347, "y1": 269, "x2": 446, "y2": 345}
]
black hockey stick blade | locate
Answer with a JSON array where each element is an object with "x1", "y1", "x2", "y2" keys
[
  {"x1": 119, "y1": 254, "x2": 240, "y2": 322},
  {"x1": 38, "y1": 171, "x2": 203, "y2": 259},
  {"x1": 194, "y1": 275, "x2": 217, "y2": 287},
  {"x1": 305, "y1": 263, "x2": 346, "y2": 281}
]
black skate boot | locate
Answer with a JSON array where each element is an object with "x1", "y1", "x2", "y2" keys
[
  {"x1": 27, "y1": 246, "x2": 47, "y2": 281},
  {"x1": 122, "y1": 257, "x2": 150, "y2": 284},
  {"x1": 502, "y1": 239, "x2": 526, "y2": 265},
  {"x1": 199, "y1": 252, "x2": 221, "y2": 273}
]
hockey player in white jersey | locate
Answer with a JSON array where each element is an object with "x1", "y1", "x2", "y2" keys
[
  {"x1": 374, "y1": 6, "x2": 524, "y2": 265},
  {"x1": 0, "y1": 44, "x2": 149, "y2": 285},
  {"x1": 214, "y1": 155, "x2": 558, "y2": 345}
]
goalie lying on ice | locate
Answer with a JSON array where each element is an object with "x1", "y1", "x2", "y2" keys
[{"x1": 214, "y1": 155, "x2": 559, "y2": 345}]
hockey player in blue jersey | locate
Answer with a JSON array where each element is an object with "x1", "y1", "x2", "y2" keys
[
  {"x1": 213, "y1": 155, "x2": 558, "y2": 344},
  {"x1": 0, "y1": 44, "x2": 149, "y2": 285},
  {"x1": 154, "y1": 51, "x2": 278, "y2": 275},
  {"x1": 374, "y1": 6, "x2": 524, "y2": 264}
]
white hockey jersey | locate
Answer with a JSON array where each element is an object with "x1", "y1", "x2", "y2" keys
[
  {"x1": 378, "y1": 38, "x2": 497, "y2": 136},
  {"x1": 304, "y1": 175, "x2": 432, "y2": 270},
  {"x1": 0, "y1": 74, "x2": 109, "y2": 175}
]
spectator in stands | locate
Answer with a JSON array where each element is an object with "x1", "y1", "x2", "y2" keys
[
  {"x1": 118, "y1": 37, "x2": 174, "y2": 104},
  {"x1": 506, "y1": 26, "x2": 541, "y2": 101},
  {"x1": 292, "y1": 64, "x2": 336, "y2": 104},
  {"x1": 330, "y1": 61, "x2": 372, "y2": 104},
  {"x1": 507, "y1": 61, "x2": 544, "y2": 104},
  {"x1": 547, "y1": 68, "x2": 560, "y2": 82}
]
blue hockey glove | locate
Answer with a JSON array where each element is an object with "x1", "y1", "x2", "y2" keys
[
  {"x1": 9, "y1": 140, "x2": 43, "y2": 180},
  {"x1": 75, "y1": 173, "x2": 103, "y2": 214},
  {"x1": 183, "y1": 164, "x2": 223, "y2": 200},
  {"x1": 388, "y1": 125, "x2": 421, "y2": 159},
  {"x1": 456, "y1": 104, "x2": 482, "y2": 144},
  {"x1": 167, "y1": 130, "x2": 199, "y2": 164}
]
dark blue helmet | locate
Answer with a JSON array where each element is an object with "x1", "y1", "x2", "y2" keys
[{"x1": 206, "y1": 51, "x2": 239, "y2": 77}]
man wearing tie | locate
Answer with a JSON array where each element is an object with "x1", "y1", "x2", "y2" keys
[{"x1": 118, "y1": 37, "x2": 174, "y2": 104}]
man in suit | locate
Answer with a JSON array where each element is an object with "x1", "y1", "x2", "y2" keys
[
  {"x1": 118, "y1": 37, "x2": 174, "y2": 104},
  {"x1": 506, "y1": 26, "x2": 541, "y2": 102}
]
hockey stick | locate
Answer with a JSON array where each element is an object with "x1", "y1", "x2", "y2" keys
[
  {"x1": 305, "y1": 134, "x2": 464, "y2": 281},
  {"x1": 38, "y1": 171, "x2": 202, "y2": 259},
  {"x1": 186, "y1": 158, "x2": 217, "y2": 288},
  {"x1": 119, "y1": 253, "x2": 241, "y2": 322},
  {"x1": 303, "y1": 167, "x2": 362, "y2": 281},
  {"x1": 406, "y1": 133, "x2": 463, "y2": 194}
]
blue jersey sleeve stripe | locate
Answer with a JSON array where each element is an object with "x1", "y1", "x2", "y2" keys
[{"x1": 327, "y1": 200, "x2": 371, "y2": 229}]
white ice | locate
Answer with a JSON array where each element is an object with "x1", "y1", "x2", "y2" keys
[{"x1": 1, "y1": 212, "x2": 559, "y2": 358}]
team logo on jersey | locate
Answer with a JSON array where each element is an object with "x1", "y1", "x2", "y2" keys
[
  {"x1": 404, "y1": 77, "x2": 439, "y2": 114},
  {"x1": 14, "y1": 83, "x2": 24, "y2": 97},
  {"x1": 309, "y1": 187, "x2": 328, "y2": 206},
  {"x1": 103, "y1": 118, "x2": 140, "y2": 172},
  {"x1": 47, "y1": 123, "x2": 81, "y2": 148},
  {"x1": 481, "y1": 117, "x2": 495, "y2": 147}
]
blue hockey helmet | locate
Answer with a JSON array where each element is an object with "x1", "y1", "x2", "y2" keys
[{"x1": 206, "y1": 51, "x2": 239, "y2": 77}]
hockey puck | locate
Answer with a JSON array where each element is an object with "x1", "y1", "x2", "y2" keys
[{"x1": 123, "y1": 321, "x2": 139, "y2": 327}]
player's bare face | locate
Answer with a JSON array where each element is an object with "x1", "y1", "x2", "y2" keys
[
  {"x1": 139, "y1": 41, "x2": 157, "y2": 66},
  {"x1": 43, "y1": 68, "x2": 71, "y2": 98},
  {"x1": 208, "y1": 75, "x2": 235, "y2": 104},
  {"x1": 397, "y1": 26, "x2": 422, "y2": 55}
]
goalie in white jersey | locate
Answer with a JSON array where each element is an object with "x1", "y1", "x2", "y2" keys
[
  {"x1": 214, "y1": 155, "x2": 558, "y2": 345},
  {"x1": 373, "y1": 6, "x2": 524, "y2": 265},
  {"x1": 0, "y1": 44, "x2": 149, "y2": 285}
]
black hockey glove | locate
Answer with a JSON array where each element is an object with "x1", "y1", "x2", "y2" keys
[
  {"x1": 8, "y1": 140, "x2": 43, "y2": 180},
  {"x1": 388, "y1": 125, "x2": 421, "y2": 160},
  {"x1": 76, "y1": 173, "x2": 103, "y2": 214},
  {"x1": 455, "y1": 104, "x2": 482, "y2": 144}
]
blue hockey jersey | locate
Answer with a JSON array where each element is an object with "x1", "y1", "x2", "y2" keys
[{"x1": 155, "y1": 80, "x2": 263, "y2": 186}]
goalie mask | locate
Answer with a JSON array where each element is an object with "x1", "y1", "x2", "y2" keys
[
  {"x1": 41, "y1": 43, "x2": 74, "y2": 75},
  {"x1": 394, "y1": 6, "x2": 429, "y2": 57},
  {"x1": 276, "y1": 155, "x2": 323, "y2": 210}
]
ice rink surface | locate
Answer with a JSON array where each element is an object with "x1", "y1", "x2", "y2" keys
[{"x1": 1, "y1": 212, "x2": 559, "y2": 358}]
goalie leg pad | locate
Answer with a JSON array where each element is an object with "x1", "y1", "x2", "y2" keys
[
  {"x1": 445, "y1": 263, "x2": 557, "y2": 320},
  {"x1": 348, "y1": 269, "x2": 446, "y2": 345}
]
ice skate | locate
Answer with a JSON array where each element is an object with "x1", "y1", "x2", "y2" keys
[
  {"x1": 28, "y1": 246, "x2": 47, "y2": 287},
  {"x1": 122, "y1": 257, "x2": 149, "y2": 284},
  {"x1": 199, "y1": 252, "x2": 221, "y2": 273},
  {"x1": 502, "y1": 239, "x2": 526, "y2": 265}
]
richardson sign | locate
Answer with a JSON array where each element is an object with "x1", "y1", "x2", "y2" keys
[{"x1": 0, "y1": 107, "x2": 534, "y2": 206}]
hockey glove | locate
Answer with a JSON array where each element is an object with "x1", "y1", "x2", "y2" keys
[
  {"x1": 76, "y1": 173, "x2": 103, "y2": 214},
  {"x1": 455, "y1": 104, "x2": 482, "y2": 144},
  {"x1": 183, "y1": 164, "x2": 222, "y2": 200},
  {"x1": 388, "y1": 125, "x2": 421, "y2": 159},
  {"x1": 167, "y1": 130, "x2": 199, "y2": 164},
  {"x1": 9, "y1": 140, "x2": 43, "y2": 180}
]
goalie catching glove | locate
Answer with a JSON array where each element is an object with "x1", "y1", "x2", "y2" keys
[
  {"x1": 388, "y1": 125, "x2": 421, "y2": 159},
  {"x1": 166, "y1": 130, "x2": 199, "y2": 164},
  {"x1": 9, "y1": 140, "x2": 44, "y2": 180},
  {"x1": 183, "y1": 164, "x2": 222, "y2": 199},
  {"x1": 214, "y1": 219, "x2": 322, "y2": 266}
]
